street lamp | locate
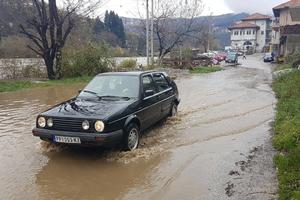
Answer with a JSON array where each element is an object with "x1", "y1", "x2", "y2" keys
[
  {"x1": 146, "y1": 0, "x2": 154, "y2": 67},
  {"x1": 146, "y1": 0, "x2": 149, "y2": 67},
  {"x1": 150, "y1": 0, "x2": 154, "y2": 66}
]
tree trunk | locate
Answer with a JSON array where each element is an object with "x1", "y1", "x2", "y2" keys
[
  {"x1": 44, "y1": 57, "x2": 55, "y2": 80},
  {"x1": 55, "y1": 47, "x2": 62, "y2": 79}
]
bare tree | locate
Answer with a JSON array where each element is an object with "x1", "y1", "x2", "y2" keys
[
  {"x1": 150, "y1": 0, "x2": 205, "y2": 61},
  {"x1": 20, "y1": 0, "x2": 102, "y2": 79}
]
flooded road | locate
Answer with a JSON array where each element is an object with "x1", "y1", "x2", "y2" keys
[{"x1": 0, "y1": 54, "x2": 278, "y2": 200}]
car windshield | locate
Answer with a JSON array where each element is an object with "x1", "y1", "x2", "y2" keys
[
  {"x1": 78, "y1": 75, "x2": 140, "y2": 99},
  {"x1": 227, "y1": 53, "x2": 236, "y2": 59}
]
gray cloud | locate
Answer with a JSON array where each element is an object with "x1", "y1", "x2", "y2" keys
[{"x1": 224, "y1": 0, "x2": 287, "y2": 15}]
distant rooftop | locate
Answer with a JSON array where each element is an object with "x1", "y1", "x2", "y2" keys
[
  {"x1": 228, "y1": 22, "x2": 260, "y2": 30},
  {"x1": 242, "y1": 13, "x2": 272, "y2": 21},
  {"x1": 273, "y1": 0, "x2": 300, "y2": 17}
]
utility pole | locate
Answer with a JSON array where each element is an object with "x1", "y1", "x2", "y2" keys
[
  {"x1": 146, "y1": 0, "x2": 150, "y2": 67},
  {"x1": 150, "y1": 0, "x2": 154, "y2": 66}
]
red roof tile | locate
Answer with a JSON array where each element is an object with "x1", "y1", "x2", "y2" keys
[
  {"x1": 228, "y1": 22, "x2": 260, "y2": 30},
  {"x1": 242, "y1": 13, "x2": 272, "y2": 21}
]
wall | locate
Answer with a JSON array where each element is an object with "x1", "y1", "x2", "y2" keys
[
  {"x1": 286, "y1": 35, "x2": 300, "y2": 55},
  {"x1": 279, "y1": 9, "x2": 300, "y2": 26},
  {"x1": 230, "y1": 28, "x2": 257, "y2": 50},
  {"x1": 247, "y1": 19, "x2": 268, "y2": 51}
]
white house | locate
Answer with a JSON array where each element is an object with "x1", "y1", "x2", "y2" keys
[{"x1": 228, "y1": 13, "x2": 272, "y2": 52}]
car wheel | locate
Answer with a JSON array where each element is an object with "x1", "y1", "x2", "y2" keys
[
  {"x1": 123, "y1": 123, "x2": 140, "y2": 151},
  {"x1": 170, "y1": 103, "x2": 178, "y2": 117}
]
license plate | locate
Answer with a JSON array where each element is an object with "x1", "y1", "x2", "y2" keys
[{"x1": 54, "y1": 136, "x2": 81, "y2": 144}]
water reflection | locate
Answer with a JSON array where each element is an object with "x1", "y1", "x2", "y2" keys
[{"x1": 36, "y1": 147, "x2": 166, "y2": 200}]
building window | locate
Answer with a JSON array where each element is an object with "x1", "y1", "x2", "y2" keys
[
  {"x1": 253, "y1": 30, "x2": 255, "y2": 34},
  {"x1": 240, "y1": 30, "x2": 242, "y2": 35},
  {"x1": 261, "y1": 31, "x2": 264, "y2": 35},
  {"x1": 247, "y1": 30, "x2": 251, "y2": 35},
  {"x1": 234, "y1": 31, "x2": 239, "y2": 35}
]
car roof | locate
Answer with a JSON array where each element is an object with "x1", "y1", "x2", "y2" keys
[{"x1": 97, "y1": 71, "x2": 166, "y2": 77}]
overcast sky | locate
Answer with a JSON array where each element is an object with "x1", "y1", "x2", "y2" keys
[
  {"x1": 224, "y1": 0, "x2": 287, "y2": 15},
  {"x1": 86, "y1": 0, "x2": 289, "y2": 18}
]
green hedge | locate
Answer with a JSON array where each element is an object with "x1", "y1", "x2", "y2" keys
[{"x1": 61, "y1": 43, "x2": 113, "y2": 78}]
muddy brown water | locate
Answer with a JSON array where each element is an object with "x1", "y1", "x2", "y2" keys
[{"x1": 0, "y1": 54, "x2": 278, "y2": 200}]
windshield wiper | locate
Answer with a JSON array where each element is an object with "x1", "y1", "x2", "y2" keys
[
  {"x1": 80, "y1": 92, "x2": 132, "y2": 100},
  {"x1": 82, "y1": 90, "x2": 102, "y2": 98},
  {"x1": 98, "y1": 95, "x2": 131, "y2": 100}
]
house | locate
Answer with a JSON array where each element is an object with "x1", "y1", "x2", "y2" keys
[
  {"x1": 270, "y1": 18, "x2": 280, "y2": 56},
  {"x1": 273, "y1": 0, "x2": 300, "y2": 56},
  {"x1": 228, "y1": 13, "x2": 272, "y2": 53}
]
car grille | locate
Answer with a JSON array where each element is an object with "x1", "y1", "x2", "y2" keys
[{"x1": 51, "y1": 117, "x2": 89, "y2": 132}]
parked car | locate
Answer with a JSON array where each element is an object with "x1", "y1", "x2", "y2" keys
[
  {"x1": 263, "y1": 52, "x2": 274, "y2": 62},
  {"x1": 237, "y1": 51, "x2": 244, "y2": 56},
  {"x1": 32, "y1": 71, "x2": 180, "y2": 151},
  {"x1": 201, "y1": 51, "x2": 217, "y2": 58},
  {"x1": 225, "y1": 52, "x2": 238, "y2": 65},
  {"x1": 216, "y1": 52, "x2": 227, "y2": 61}
]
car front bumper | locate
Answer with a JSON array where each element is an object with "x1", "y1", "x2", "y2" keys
[
  {"x1": 32, "y1": 128, "x2": 123, "y2": 146},
  {"x1": 264, "y1": 58, "x2": 273, "y2": 62}
]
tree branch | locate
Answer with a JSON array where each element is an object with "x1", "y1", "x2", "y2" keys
[{"x1": 27, "y1": 45, "x2": 44, "y2": 56}]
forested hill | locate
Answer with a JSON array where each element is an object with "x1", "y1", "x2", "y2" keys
[{"x1": 0, "y1": 0, "x2": 32, "y2": 37}]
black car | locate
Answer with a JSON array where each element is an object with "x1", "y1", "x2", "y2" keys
[
  {"x1": 32, "y1": 71, "x2": 180, "y2": 151},
  {"x1": 225, "y1": 52, "x2": 238, "y2": 65},
  {"x1": 263, "y1": 53, "x2": 274, "y2": 62}
]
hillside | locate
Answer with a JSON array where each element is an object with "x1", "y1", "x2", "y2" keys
[
  {"x1": 0, "y1": 0, "x2": 32, "y2": 37},
  {"x1": 122, "y1": 13, "x2": 249, "y2": 48}
]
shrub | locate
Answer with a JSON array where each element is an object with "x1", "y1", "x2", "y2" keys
[
  {"x1": 286, "y1": 52, "x2": 300, "y2": 68},
  {"x1": 182, "y1": 48, "x2": 194, "y2": 60},
  {"x1": 118, "y1": 59, "x2": 137, "y2": 69},
  {"x1": 61, "y1": 43, "x2": 112, "y2": 78}
]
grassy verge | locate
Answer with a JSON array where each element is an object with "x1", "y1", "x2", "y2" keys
[
  {"x1": 272, "y1": 69, "x2": 300, "y2": 200},
  {"x1": 275, "y1": 63, "x2": 293, "y2": 72},
  {"x1": 0, "y1": 76, "x2": 92, "y2": 93},
  {"x1": 189, "y1": 66, "x2": 223, "y2": 74}
]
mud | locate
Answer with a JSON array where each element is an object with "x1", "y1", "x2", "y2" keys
[{"x1": 0, "y1": 54, "x2": 278, "y2": 200}]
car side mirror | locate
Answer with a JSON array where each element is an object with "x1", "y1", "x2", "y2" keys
[{"x1": 144, "y1": 90, "x2": 154, "y2": 98}]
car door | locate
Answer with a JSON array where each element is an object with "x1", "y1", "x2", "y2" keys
[
  {"x1": 152, "y1": 73, "x2": 174, "y2": 118},
  {"x1": 139, "y1": 74, "x2": 161, "y2": 130}
]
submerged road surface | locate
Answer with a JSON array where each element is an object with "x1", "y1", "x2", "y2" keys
[{"x1": 0, "y1": 54, "x2": 278, "y2": 200}]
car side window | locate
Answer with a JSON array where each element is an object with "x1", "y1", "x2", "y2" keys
[
  {"x1": 153, "y1": 73, "x2": 170, "y2": 92},
  {"x1": 142, "y1": 75, "x2": 156, "y2": 94}
]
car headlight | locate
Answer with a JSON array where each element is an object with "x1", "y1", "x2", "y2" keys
[
  {"x1": 94, "y1": 120, "x2": 105, "y2": 132},
  {"x1": 47, "y1": 118, "x2": 53, "y2": 127},
  {"x1": 37, "y1": 117, "x2": 46, "y2": 128},
  {"x1": 82, "y1": 120, "x2": 90, "y2": 130}
]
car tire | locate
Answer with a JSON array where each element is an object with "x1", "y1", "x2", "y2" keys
[
  {"x1": 170, "y1": 103, "x2": 178, "y2": 117},
  {"x1": 123, "y1": 123, "x2": 140, "y2": 151}
]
